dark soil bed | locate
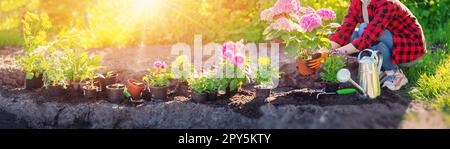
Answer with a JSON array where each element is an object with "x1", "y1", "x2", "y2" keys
[{"x1": 1, "y1": 46, "x2": 446, "y2": 129}]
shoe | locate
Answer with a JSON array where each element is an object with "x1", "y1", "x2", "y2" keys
[{"x1": 382, "y1": 70, "x2": 408, "y2": 91}]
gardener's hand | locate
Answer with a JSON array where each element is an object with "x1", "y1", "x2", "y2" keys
[
  {"x1": 330, "y1": 41, "x2": 341, "y2": 50},
  {"x1": 336, "y1": 43, "x2": 358, "y2": 55},
  {"x1": 308, "y1": 52, "x2": 329, "y2": 69}
]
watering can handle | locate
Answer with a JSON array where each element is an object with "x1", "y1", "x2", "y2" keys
[
  {"x1": 357, "y1": 49, "x2": 383, "y2": 73},
  {"x1": 357, "y1": 49, "x2": 374, "y2": 60},
  {"x1": 375, "y1": 51, "x2": 383, "y2": 74}
]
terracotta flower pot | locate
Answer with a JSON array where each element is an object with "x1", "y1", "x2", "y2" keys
[
  {"x1": 296, "y1": 60, "x2": 316, "y2": 76},
  {"x1": 191, "y1": 92, "x2": 208, "y2": 103},
  {"x1": 106, "y1": 84, "x2": 125, "y2": 104},
  {"x1": 47, "y1": 85, "x2": 65, "y2": 97},
  {"x1": 83, "y1": 85, "x2": 99, "y2": 99},
  {"x1": 25, "y1": 75, "x2": 43, "y2": 90},
  {"x1": 127, "y1": 79, "x2": 145, "y2": 99},
  {"x1": 149, "y1": 86, "x2": 169, "y2": 101}
]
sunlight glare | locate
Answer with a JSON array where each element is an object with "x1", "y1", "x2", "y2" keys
[{"x1": 132, "y1": 0, "x2": 163, "y2": 16}]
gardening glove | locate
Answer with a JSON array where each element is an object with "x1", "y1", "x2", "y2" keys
[{"x1": 308, "y1": 52, "x2": 329, "y2": 69}]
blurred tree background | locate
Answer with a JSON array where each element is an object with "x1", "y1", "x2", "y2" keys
[{"x1": 0, "y1": 0, "x2": 449, "y2": 48}]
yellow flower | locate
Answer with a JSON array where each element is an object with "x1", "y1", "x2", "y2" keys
[{"x1": 258, "y1": 57, "x2": 270, "y2": 66}]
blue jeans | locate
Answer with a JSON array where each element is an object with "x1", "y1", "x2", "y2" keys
[{"x1": 351, "y1": 23, "x2": 398, "y2": 71}]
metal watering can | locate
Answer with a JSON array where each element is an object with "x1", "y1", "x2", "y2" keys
[{"x1": 337, "y1": 49, "x2": 383, "y2": 99}]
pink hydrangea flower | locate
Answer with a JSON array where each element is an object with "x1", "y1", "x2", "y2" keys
[
  {"x1": 272, "y1": 0, "x2": 300, "y2": 15},
  {"x1": 299, "y1": 13, "x2": 322, "y2": 32},
  {"x1": 153, "y1": 61, "x2": 167, "y2": 69},
  {"x1": 232, "y1": 54, "x2": 246, "y2": 66},
  {"x1": 271, "y1": 17, "x2": 299, "y2": 31},
  {"x1": 317, "y1": 8, "x2": 336, "y2": 20},
  {"x1": 298, "y1": 7, "x2": 315, "y2": 14},
  {"x1": 261, "y1": 8, "x2": 275, "y2": 22},
  {"x1": 222, "y1": 41, "x2": 236, "y2": 55},
  {"x1": 223, "y1": 50, "x2": 235, "y2": 61}
]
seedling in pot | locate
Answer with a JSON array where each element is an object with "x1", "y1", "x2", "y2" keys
[
  {"x1": 187, "y1": 74, "x2": 208, "y2": 103},
  {"x1": 320, "y1": 54, "x2": 346, "y2": 92},
  {"x1": 252, "y1": 57, "x2": 281, "y2": 99},
  {"x1": 142, "y1": 61, "x2": 174, "y2": 101},
  {"x1": 18, "y1": 12, "x2": 52, "y2": 90},
  {"x1": 42, "y1": 49, "x2": 68, "y2": 97},
  {"x1": 169, "y1": 55, "x2": 193, "y2": 96},
  {"x1": 82, "y1": 72, "x2": 100, "y2": 99}
]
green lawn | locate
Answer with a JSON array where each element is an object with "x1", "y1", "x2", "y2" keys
[
  {"x1": 404, "y1": 45, "x2": 450, "y2": 117},
  {"x1": 0, "y1": 31, "x2": 24, "y2": 48}
]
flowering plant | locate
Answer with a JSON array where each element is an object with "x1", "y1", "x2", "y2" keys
[
  {"x1": 261, "y1": 0, "x2": 340, "y2": 60},
  {"x1": 142, "y1": 61, "x2": 174, "y2": 87},
  {"x1": 188, "y1": 69, "x2": 228, "y2": 94},
  {"x1": 17, "y1": 12, "x2": 53, "y2": 80},
  {"x1": 169, "y1": 55, "x2": 192, "y2": 81},
  {"x1": 220, "y1": 40, "x2": 252, "y2": 91},
  {"x1": 321, "y1": 54, "x2": 346, "y2": 84},
  {"x1": 253, "y1": 57, "x2": 281, "y2": 89}
]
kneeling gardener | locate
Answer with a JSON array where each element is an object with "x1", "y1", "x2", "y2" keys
[{"x1": 317, "y1": 0, "x2": 427, "y2": 91}]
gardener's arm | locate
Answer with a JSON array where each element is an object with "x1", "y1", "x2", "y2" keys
[
  {"x1": 329, "y1": 0, "x2": 362, "y2": 49},
  {"x1": 338, "y1": 1, "x2": 397, "y2": 54}
]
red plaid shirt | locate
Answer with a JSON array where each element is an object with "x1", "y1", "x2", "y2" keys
[{"x1": 330, "y1": 0, "x2": 427, "y2": 64}]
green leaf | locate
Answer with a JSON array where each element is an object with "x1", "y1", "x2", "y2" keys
[
  {"x1": 281, "y1": 34, "x2": 290, "y2": 41},
  {"x1": 26, "y1": 72, "x2": 34, "y2": 80},
  {"x1": 262, "y1": 26, "x2": 272, "y2": 35},
  {"x1": 264, "y1": 31, "x2": 281, "y2": 41},
  {"x1": 285, "y1": 40, "x2": 298, "y2": 58},
  {"x1": 229, "y1": 79, "x2": 240, "y2": 91}
]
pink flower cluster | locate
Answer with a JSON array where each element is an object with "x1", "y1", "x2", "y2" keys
[
  {"x1": 299, "y1": 13, "x2": 322, "y2": 32},
  {"x1": 271, "y1": 18, "x2": 299, "y2": 32},
  {"x1": 261, "y1": 0, "x2": 300, "y2": 22},
  {"x1": 153, "y1": 61, "x2": 167, "y2": 69},
  {"x1": 260, "y1": 0, "x2": 338, "y2": 33},
  {"x1": 317, "y1": 8, "x2": 337, "y2": 20},
  {"x1": 222, "y1": 40, "x2": 247, "y2": 66},
  {"x1": 272, "y1": 0, "x2": 300, "y2": 15},
  {"x1": 298, "y1": 7, "x2": 315, "y2": 14},
  {"x1": 260, "y1": 8, "x2": 275, "y2": 22}
]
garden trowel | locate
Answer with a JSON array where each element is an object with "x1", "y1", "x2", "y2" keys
[{"x1": 316, "y1": 88, "x2": 357, "y2": 99}]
